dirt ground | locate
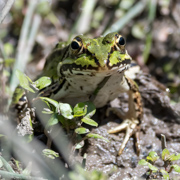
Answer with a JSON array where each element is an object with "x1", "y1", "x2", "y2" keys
[{"x1": 80, "y1": 72, "x2": 180, "y2": 179}]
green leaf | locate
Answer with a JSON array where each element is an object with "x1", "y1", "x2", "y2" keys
[
  {"x1": 162, "y1": 148, "x2": 170, "y2": 160},
  {"x1": 15, "y1": 70, "x2": 35, "y2": 93},
  {"x1": 147, "y1": 151, "x2": 159, "y2": 162},
  {"x1": 42, "y1": 149, "x2": 59, "y2": 159},
  {"x1": 148, "y1": 163, "x2": 158, "y2": 172},
  {"x1": 146, "y1": 156, "x2": 153, "y2": 162},
  {"x1": 75, "y1": 127, "x2": 89, "y2": 134},
  {"x1": 138, "y1": 159, "x2": 148, "y2": 166},
  {"x1": 58, "y1": 103, "x2": 73, "y2": 119},
  {"x1": 160, "y1": 169, "x2": 169, "y2": 179},
  {"x1": 73, "y1": 102, "x2": 87, "y2": 117},
  {"x1": 57, "y1": 115, "x2": 66, "y2": 126},
  {"x1": 86, "y1": 133, "x2": 109, "y2": 142},
  {"x1": 75, "y1": 141, "x2": 85, "y2": 149},
  {"x1": 81, "y1": 117, "x2": 98, "y2": 127},
  {"x1": 170, "y1": 153, "x2": 180, "y2": 161},
  {"x1": 84, "y1": 101, "x2": 96, "y2": 118},
  {"x1": 34, "y1": 76, "x2": 51, "y2": 90},
  {"x1": 47, "y1": 113, "x2": 59, "y2": 127},
  {"x1": 40, "y1": 97, "x2": 58, "y2": 107},
  {"x1": 171, "y1": 165, "x2": 180, "y2": 173}
]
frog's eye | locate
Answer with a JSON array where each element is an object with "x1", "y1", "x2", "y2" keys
[
  {"x1": 71, "y1": 37, "x2": 82, "y2": 50},
  {"x1": 71, "y1": 41, "x2": 80, "y2": 49},
  {"x1": 115, "y1": 34, "x2": 126, "y2": 53},
  {"x1": 118, "y1": 37, "x2": 125, "y2": 46}
]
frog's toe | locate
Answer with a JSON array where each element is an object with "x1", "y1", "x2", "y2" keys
[{"x1": 108, "y1": 119, "x2": 140, "y2": 156}]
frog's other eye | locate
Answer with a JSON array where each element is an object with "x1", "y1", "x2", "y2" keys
[
  {"x1": 71, "y1": 37, "x2": 83, "y2": 51},
  {"x1": 118, "y1": 37, "x2": 125, "y2": 46},
  {"x1": 115, "y1": 35, "x2": 125, "y2": 46},
  {"x1": 115, "y1": 34, "x2": 126, "y2": 53}
]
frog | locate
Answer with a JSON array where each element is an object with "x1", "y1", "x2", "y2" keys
[{"x1": 10, "y1": 32, "x2": 143, "y2": 156}]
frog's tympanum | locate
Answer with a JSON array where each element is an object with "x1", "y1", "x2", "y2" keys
[{"x1": 11, "y1": 32, "x2": 143, "y2": 156}]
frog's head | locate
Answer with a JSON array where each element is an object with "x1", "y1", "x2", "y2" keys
[{"x1": 58, "y1": 32, "x2": 131, "y2": 77}]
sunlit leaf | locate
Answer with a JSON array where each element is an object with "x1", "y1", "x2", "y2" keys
[
  {"x1": 34, "y1": 76, "x2": 51, "y2": 90},
  {"x1": 86, "y1": 133, "x2": 109, "y2": 142},
  {"x1": 58, "y1": 103, "x2": 73, "y2": 119},
  {"x1": 148, "y1": 151, "x2": 159, "y2": 162},
  {"x1": 75, "y1": 127, "x2": 89, "y2": 134},
  {"x1": 171, "y1": 165, "x2": 180, "y2": 173},
  {"x1": 138, "y1": 159, "x2": 148, "y2": 166},
  {"x1": 170, "y1": 153, "x2": 180, "y2": 161},
  {"x1": 73, "y1": 102, "x2": 87, "y2": 117},
  {"x1": 42, "y1": 149, "x2": 59, "y2": 159},
  {"x1": 146, "y1": 156, "x2": 153, "y2": 162},
  {"x1": 162, "y1": 148, "x2": 170, "y2": 160},
  {"x1": 160, "y1": 169, "x2": 169, "y2": 179},
  {"x1": 15, "y1": 70, "x2": 35, "y2": 93},
  {"x1": 148, "y1": 163, "x2": 158, "y2": 172},
  {"x1": 40, "y1": 97, "x2": 58, "y2": 107},
  {"x1": 81, "y1": 117, "x2": 98, "y2": 127}
]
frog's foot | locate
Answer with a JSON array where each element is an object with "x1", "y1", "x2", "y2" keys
[{"x1": 108, "y1": 118, "x2": 140, "y2": 156}]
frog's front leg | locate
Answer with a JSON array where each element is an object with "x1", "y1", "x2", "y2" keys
[{"x1": 108, "y1": 76, "x2": 143, "y2": 156}]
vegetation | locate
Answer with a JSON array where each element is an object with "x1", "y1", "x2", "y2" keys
[{"x1": 139, "y1": 149, "x2": 180, "y2": 179}]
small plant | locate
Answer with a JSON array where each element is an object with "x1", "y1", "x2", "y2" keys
[
  {"x1": 15, "y1": 70, "x2": 109, "y2": 150},
  {"x1": 69, "y1": 164, "x2": 108, "y2": 180},
  {"x1": 138, "y1": 148, "x2": 180, "y2": 179}
]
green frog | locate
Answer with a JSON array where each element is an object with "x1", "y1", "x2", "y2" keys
[{"x1": 11, "y1": 32, "x2": 143, "y2": 156}]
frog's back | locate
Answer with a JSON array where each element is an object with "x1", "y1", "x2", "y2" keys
[{"x1": 41, "y1": 42, "x2": 69, "y2": 81}]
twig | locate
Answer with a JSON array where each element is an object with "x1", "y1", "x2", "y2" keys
[
  {"x1": 161, "y1": 134, "x2": 167, "y2": 150},
  {"x1": 0, "y1": 0, "x2": 15, "y2": 23}
]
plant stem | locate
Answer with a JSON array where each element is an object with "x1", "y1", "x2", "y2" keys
[
  {"x1": 161, "y1": 134, "x2": 167, "y2": 150},
  {"x1": 0, "y1": 0, "x2": 15, "y2": 23},
  {"x1": 10, "y1": 0, "x2": 41, "y2": 93}
]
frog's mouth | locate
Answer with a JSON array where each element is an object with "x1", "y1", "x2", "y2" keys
[{"x1": 58, "y1": 57, "x2": 131, "y2": 77}]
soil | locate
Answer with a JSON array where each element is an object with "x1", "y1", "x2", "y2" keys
[{"x1": 80, "y1": 72, "x2": 180, "y2": 179}]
